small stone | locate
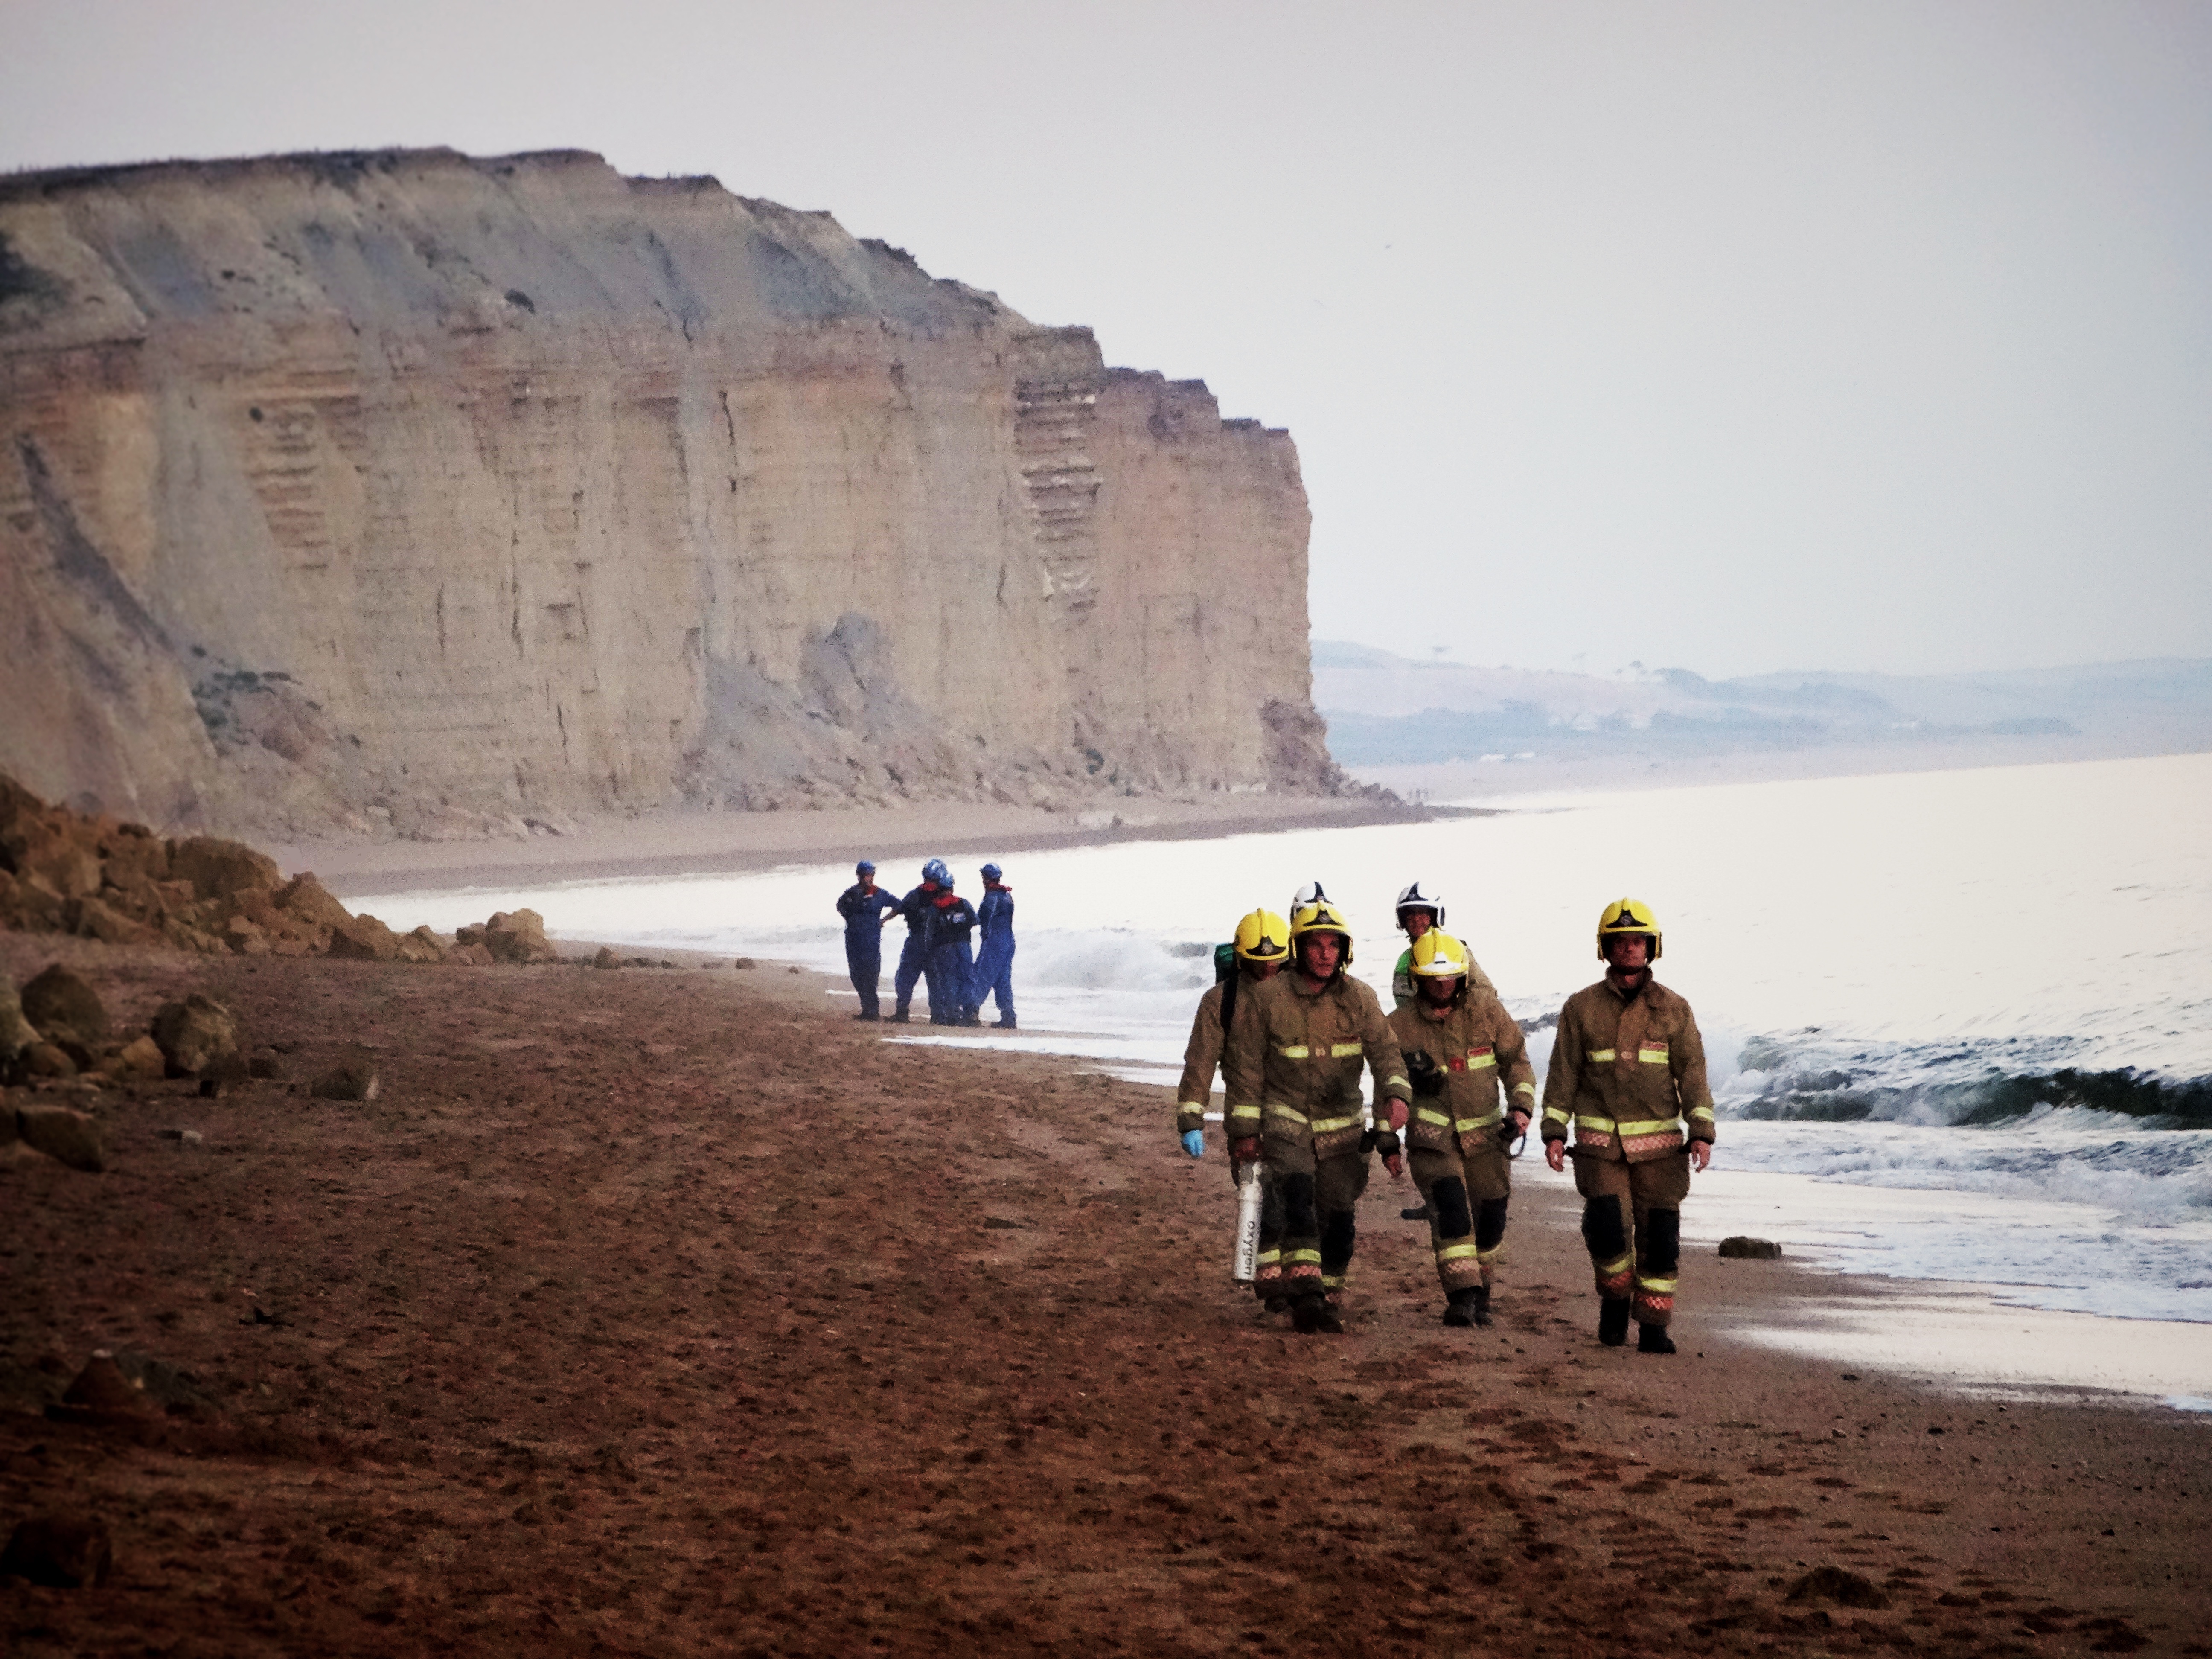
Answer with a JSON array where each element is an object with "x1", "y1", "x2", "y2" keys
[
  {"x1": 732, "y1": 957, "x2": 757, "y2": 970},
  {"x1": 151, "y1": 993, "x2": 241, "y2": 1077},
  {"x1": 154, "y1": 1127, "x2": 204, "y2": 1144},
  {"x1": 787, "y1": 965, "x2": 803, "y2": 975},
  {"x1": 310, "y1": 1051, "x2": 381, "y2": 1102},
  {"x1": 249, "y1": 1051, "x2": 283, "y2": 1080},
  {"x1": 109, "y1": 1034, "x2": 166, "y2": 1081},
  {"x1": 0, "y1": 1514, "x2": 113, "y2": 1588},
  {"x1": 594, "y1": 946, "x2": 620, "y2": 969},
  {"x1": 1785, "y1": 1566, "x2": 1889, "y2": 1609},
  {"x1": 23, "y1": 1041, "x2": 77, "y2": 1079},
  {"x1": 16, "y1": 1104, "x2": 105, "y2": 1171},
  {"x1": 45, "y1": 1352, "x2": 151, "y2": 1424},
  {"x1": 1718, "y1": 1236, "x2": 1783, "y2": 1260}
]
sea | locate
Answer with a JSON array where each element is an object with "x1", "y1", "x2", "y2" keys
[{"x1": 352, "y1": 752, "x2": 2212, "y2": 1330}]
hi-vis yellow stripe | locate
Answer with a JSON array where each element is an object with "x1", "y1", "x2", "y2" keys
[
  {"x1": 1638, "y1": 1045, "x2": 1669, "y2": 1064},
  {"x1": 1437, "y1": 1243, "x2": 1481, "y2": 1263},
  {"x1": 1311, "y1": 1115, "x2": 1361, "y2": 1134},
  {"x1": 1278, "y1": 1044, "x2": 1310, "y2": 1059},
  {"x1": 1330, "y1": 1042, "x2": 1364, "y2": 1058},
  {"x1": 1415, "y1": 1107, "x2": 1453, "y2": 1126},
  {"x1": 1588, "y1": 1048, "x2": 1617, "y2": 1062},
  {"x1": 1464, "y1": 1051, "x2": 1497, "y2": 1070}
]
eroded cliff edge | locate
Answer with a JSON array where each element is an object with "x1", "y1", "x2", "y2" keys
[{"x1": 0, "y1": 147, "x2": 1349, "y2": 841}]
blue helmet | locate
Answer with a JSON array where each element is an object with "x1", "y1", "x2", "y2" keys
[
  {"x1": 923, "y1": 858, "x2": 950, "y2": 885},
  {"x1": 856, "y1": 859, "x2": 876, "y2": 876},
  {"x1": 981, "y1": 862, "x2": 1002, "y2": 881}
]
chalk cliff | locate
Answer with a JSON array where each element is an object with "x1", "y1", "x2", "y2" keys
[{"x1": 0, "y1": 148, "x2": 1343, "y2": 840}]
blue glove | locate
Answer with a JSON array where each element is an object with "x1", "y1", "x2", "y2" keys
[{"x1": 1180, "y1": 1129, "x2": 1205, "y2": 1158}]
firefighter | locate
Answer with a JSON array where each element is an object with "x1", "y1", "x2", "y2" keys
[
  {"x1": 889, "y1": 859, "x2": 949, "y2": 1024},
  {"x1": 970, "y1": 863, "x2": 1017, "y2": 1028},
  {"x1": 1174, "y1": 910, "x2": 1292, "y2": 1307},
  {"x1": 1224, "y1": 898, "x2": 1412, "y2": 1334},
  {"x1": 1541, "y1": 898, "x2": 1716, "y2": 1355},
  {"x1": 834, "y1": 860, "x2": 902, "y2": 1020},
  {"x1": 920, "y1": 872, "x2": 981, "y2": 1026},
  {"x1": 1388, "y1": 882, "x2": 1497, "y2": 1008},
  {"x1": 1386, "y1": 931, "x2": 1534, "y2": 1326}
]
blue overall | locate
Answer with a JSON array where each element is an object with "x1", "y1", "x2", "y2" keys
[
  {"x1": 835, "y1": 881, "x2": 902, "y2": 1016},
  {"x1": 892, "y1": 883, "x2": 937, "y2": 1016},
  {"x1": 922, "y1": 895, "x2": 979, "y2": 1025},
  {"x1": 970, "y1": 885, "x2": 1016, "y2": 1026}
]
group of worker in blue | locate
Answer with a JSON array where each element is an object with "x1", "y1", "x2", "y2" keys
[{"x1": 836, "y1": 857, "x2": 1016, "y2": 1027}]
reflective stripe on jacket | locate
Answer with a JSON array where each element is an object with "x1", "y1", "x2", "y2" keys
[
  {"x1": 1387, "y1": 990, "x2": 1536, "y2": 1157},
  {"x1": 1539, "y1": 977, "x2": 1716, "y2": 1162},
  {"x1": 1223, "y1": 971, "x2": 1411, "y2": 1160}
]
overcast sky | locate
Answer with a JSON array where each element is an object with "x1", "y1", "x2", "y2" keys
[{"x1": 5, "y1": 1, "x2": 2208, "y2": 678}]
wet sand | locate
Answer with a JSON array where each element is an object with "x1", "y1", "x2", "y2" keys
[
  {"x1": 261, "y1": 795, "x2": 1463, "y2": 899},
  {"x1": 4, "y1": 934, "x2": 2207, "y2": 1656}
]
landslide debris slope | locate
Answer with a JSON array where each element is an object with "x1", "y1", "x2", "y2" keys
[{"x1": 0, "y1": 147, "x2": 1342, "y2": 841}]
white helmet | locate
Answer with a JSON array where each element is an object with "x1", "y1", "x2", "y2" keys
[
  {"x1": 1394, "y1": 881, "x2": 1446, "y2": 929},
  {"x1": 1289, "y1": 881, "x2": 1330, "y2": 913}
]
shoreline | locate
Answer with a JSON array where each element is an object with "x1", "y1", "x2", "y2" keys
[
  {"x1": 265, "y1": 792, "x2": 1471, "y2": 898},
  {"x1": 3, "y1": 931, "x2": 2207, "y2": 1653}
]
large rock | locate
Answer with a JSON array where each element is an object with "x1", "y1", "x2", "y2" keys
[
  {"x1": 326, "y1": 913, "x2": 402, "y2": 962},
  {"x1": 106, "y1": 1034, "x2": 166, "y2": 1081},
  {"x1": 16, "y1": 1104, "x2": 105, "y2": 1172},
  {"x1": 274, "y1": 871, "x2": 356, "y2": 934},
  {"x1": 150, "y1": 993, "x2": 240, "y2": 1077},
  {"x1": 0, "y1": 977, "x2": 38, "y2": 1061},
  {"x1": 484, "y1": 909, "x2": 559, "y2": 965},
  {"x1": 1718, "y1": 1237, "x2": 1784, "y2": 1260},
  {"x1": 396, "y1": 924, "x2": 448, "y2": 964},
  {"x1": 19, "y1": 963, "x2": 109, "y2": 1048},
  {"x1": 65, "y1": 892, "x2": 160, "y2": 946},
  {"x1": 0, "y1": 1514, "x2": 113, "y2": 1588},
  {"x1": 168, "y1": 836, "x2": 282, "y2": 902}
]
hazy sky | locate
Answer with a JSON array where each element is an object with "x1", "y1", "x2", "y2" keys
[{"x1": 5, "y1": 1, "x2": 2209, "y2": 678}]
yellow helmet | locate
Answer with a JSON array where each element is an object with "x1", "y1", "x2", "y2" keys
[
  {"x1": 1596, "y1": 896, "x2": 1663, "y2": 961},
  {"x1": 1408, "y1": 931, "x2": 1471, "y2": 978},
  {"x1": 1289, "y1": 898, "x2": 1355, "y2": 966},
  {"x1": 1233, "y1": 909, "x2": 1290, "y2": 963}
]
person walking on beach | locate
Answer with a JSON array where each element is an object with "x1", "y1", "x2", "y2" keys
[
  {"x1": 834, "y1": 860, "x2": 902, "y2": 1021},
  {"x1": 1224, "y1": 897, "x2": 1412, "y2": 1334},
  {"x1": 890, "y1": 859, "x2": 949, "y2": 1023},
  {"x1": 1386, "y1": 931, "x2": 1535, "y2": 1327},
  {"x1": 970, "y1": 863, "x2": 1017, "y2": 1029},
  {"x1": 1389, "y1": 882, "x2": 1496, "y2": 1008},
  {"x1": 1541, "y1": 898, "x2": 1717, "y2": 1355},
  {"x1": 1175, "y1": 909, "x2": 1292, "y2": 1307},
  {"x1": 921, "y1": 873, "x2": 981, "y2": 1026}
]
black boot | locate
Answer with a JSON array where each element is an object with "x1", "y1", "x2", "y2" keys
[
  {"x1": 992, "y1": 1016, "x2": 1016, "y2": 1029},
  {"x1": 1598, "y1": 1296, "x2": 1631, "y2": 1347},
  {"x1": 1263, "y1": 1293, "x2": 1290, "y2": 1315},
  {"x1": 1441, "y1": 1288, "x2": 1479, "y2": 1328},
  {"x1": 853, "y1": 1010, "x2": 879, "y2": 1022},
  {"x1": 1472, "y1": 1284, "x2": 1493, "y2": 1327},
  {"x1": 1637, "y1": 1323, "x2": 1677, "y2": 1355},
  {"x1": 1291, "y1": 1293, "x2": 1343, "y2": 1335},
  {"x1": 889, "y1": 1007, "x2": 910, "y2": 1024}
]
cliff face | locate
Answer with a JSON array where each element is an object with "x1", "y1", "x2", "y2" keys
[{"x1": 0, "y1": 148, "x2": 1338, "y2": 839}]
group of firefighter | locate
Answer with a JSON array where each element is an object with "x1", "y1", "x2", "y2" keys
[
  {"x1": 1175, "y1": 884, "x2": 1716, "y2": 1352},
  {"x1": 836, "y1": 858, "x2": 1018, "y2": 1028}
]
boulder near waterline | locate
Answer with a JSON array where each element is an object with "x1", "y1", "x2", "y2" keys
[
  {"x1": 484, "y1": 908, "x2": 559, "y2": 964},
  {"x1": 19, "y1": 963, "x2": 109, "y2": 1050},
  {"x1": 151, "y1": 993, "x2": 241, "y2": 1077},
  {"x1": 1718, "y1": 1236, "x2": 1784, "y2": 1260}
]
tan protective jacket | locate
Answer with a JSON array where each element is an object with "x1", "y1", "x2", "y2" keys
[
  {"x1": 1174, "y1": 981, "x2": 1229, "y2": 1136},
  {"x1": 1392, "y1": 947, "x2": 1497, "y2": 1009},
  {"x1": 1540, "y1": 977, "x2": 1716, "y2": 1161},
  {"x1": 1387, "y1": 990, "x2": 1536, "y2": 1157},
  {"x1": 1224, "y1": 971, "x2": 1411, "y2": 1159}
]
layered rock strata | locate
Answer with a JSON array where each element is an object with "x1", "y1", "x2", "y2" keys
[{"x1": 0, "y1": 148, "x2": 1342, "y2": 838}]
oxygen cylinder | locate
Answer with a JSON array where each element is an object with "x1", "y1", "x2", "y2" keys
[{"x1": 1232, "y1": 1163, "x2": 1263, "y2": 1282}]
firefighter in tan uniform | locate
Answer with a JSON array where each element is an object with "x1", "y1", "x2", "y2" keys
[
  {"x1": 1387, "y1": 883, "x2": 1497, "y2": 1009},
  {"x1": 1541, "y1": 898, "x2": 1717, "y2": 1354},
  {"x1": 1224, "y1": 899, "x2": 1412, "y2": 1334},
  {"x1": 1175, "y1": 911, "x2": 1292, "y2": 1306},
  {"x1": 1386, "y1": 932, "x2": 1536, "y2": 1327}
]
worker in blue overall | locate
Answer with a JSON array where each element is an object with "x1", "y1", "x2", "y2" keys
[
  {"x1": 834, "y1": 860, "x2": 902, "y2": 1020},
  {"x1": 921, "y1": 874, "x2": 981, "y2": 1025},
  {"x1": 970, "y1": 862, "x2": 1017, "y2": 1029},
  {"x1": 891, "y1": 859, "x2": 949, "y2": 1024}
]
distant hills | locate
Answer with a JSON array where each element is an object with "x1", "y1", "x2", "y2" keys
[{"x1": 1313, "y1": 645, "x2": 2212, "y2": 771}]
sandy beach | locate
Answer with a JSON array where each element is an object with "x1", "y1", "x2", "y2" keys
[
  {"x1": 4, "y1": 932, "x2": 2206, "y2": 1656},
  {"x1": 262, "y1": 795, "x2": 1464, "y2": 900}
]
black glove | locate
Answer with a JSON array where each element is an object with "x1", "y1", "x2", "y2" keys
[{"x1": 1406, "y1": 1049, "x2": 1446, "y2": 1099}]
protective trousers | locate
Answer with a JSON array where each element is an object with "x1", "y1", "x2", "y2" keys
[
  {"x1": 1243, "y1": 1165, "x2": 1289, "y2": 1303},
  {"x1": 1571, "y1": 1151, "x2": 1690, "y2": 1327},
  {"x1": 924, "y1": 942, "x2": 975, "y2": 1025},
  {"x1": 970, "y1": 937, "x2": 1015, "y2": 1025},
  {"x1": 892, "y1": 931, "x2": 928, "y2": 1017},
  {"x1": 1270, "y1": 1150, "x2": 1372, "y2": 1299},
  {"x1": 1409, "y1": 1142, "x2": 1511, "y2": 1298},
  {"x1": 844, "y1": 934, "x2": 882, "y2": 1018}
]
